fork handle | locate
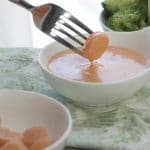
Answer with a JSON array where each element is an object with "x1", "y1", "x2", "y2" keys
[{"x1": 8, "y1": 0, "x2": 34, "y2": 11}]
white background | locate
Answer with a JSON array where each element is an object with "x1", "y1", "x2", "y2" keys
[{"x1": 1, "y1": 0, "x2": 103, "y2": 48}]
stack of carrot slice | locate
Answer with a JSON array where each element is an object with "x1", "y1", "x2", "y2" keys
[{"x1": 0, "y1": 127, "x2": 52, "y2": 150}]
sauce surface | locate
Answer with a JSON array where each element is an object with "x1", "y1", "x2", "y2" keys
[{"x1": 48, "y1": 46, "x2": 149, "y2": 82}]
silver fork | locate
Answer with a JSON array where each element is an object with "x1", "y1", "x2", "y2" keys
[{"x1": 9, "y1": 0, "x2": 93, "y2": 53}]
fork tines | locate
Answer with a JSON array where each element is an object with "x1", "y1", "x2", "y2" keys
[{"x1": 50, "y1": 12, "x2": 93, "y2": 51}]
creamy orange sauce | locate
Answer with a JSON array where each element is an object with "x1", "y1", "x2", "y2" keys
[{"x1": 48, "y1": 46, "x2": 149, "y2": 82}]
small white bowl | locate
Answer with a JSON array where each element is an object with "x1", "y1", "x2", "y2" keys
[
  {"x1": 39, "y1": 27, "x2": 150, "y2": 106},
  {"x1": 0, "y1": 90, "x2": 72, "y2": 150}
]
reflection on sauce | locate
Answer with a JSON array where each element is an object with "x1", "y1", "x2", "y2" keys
[
  {"x1": 32, "y1": 5, "x2": 50, "y2": 28},
  {"x1": 48, "y1": 46, "x2": 149, "y2": 82}
]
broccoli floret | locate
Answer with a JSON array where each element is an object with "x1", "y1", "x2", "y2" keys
[
  {"x1": 102, "y1": 0, "x2": 147, "y2": 13},
  {"x1": 102, "y1": 0, "x2": 120, "y2": 13},
  {"x1": 102, "y1": 0, "x2": 148, "y2": 31},
  {"x1": 107, "y1": 4, "x2": 147, "y2": 31}
]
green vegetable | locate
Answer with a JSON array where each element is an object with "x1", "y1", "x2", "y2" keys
[
  {"x1": 102, "y1": 0, "x2": 148, "y2": 31},
  {"x1": 102, "y1": 0, "x2": 146, "y2": 13}
]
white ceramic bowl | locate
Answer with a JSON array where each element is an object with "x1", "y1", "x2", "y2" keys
[
  {"x1": 0, "y1": 90, "x2": 72, "y2": 150},
  {"x1": 39, "y1": 27, "x2": 150, "y2": 106}
]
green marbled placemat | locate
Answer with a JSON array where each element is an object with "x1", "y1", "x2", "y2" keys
[{"x1": 0, "y1": 48, "x2": 150, "y2": 150}]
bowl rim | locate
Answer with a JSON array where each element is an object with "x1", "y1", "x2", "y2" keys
[
  {"x1": 39, "y1": 45, "x2": 150, "y2": 86},
  {"x1": 100, "y1": 9, "x2": 114, "y2": 32},
  {"x1": 0, "y1": 89, "x2": 72, "y2": 149}
]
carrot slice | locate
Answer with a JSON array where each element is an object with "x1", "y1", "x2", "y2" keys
[
  {"x1": 0, "y1": 128, "x2": 20, "y2": 146},
  {"x1": 0, "y1": 139, "x2": 28, "y2": 150},
  {"x1": 82, "y1": 32, "x2": 109, "y2": 61},
  {"x1": 29, "y1": 136, "x2": 52, "y2": 150},
  {"x1": 23, "y1": 127, "x2": 48, "y2": 146}
]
